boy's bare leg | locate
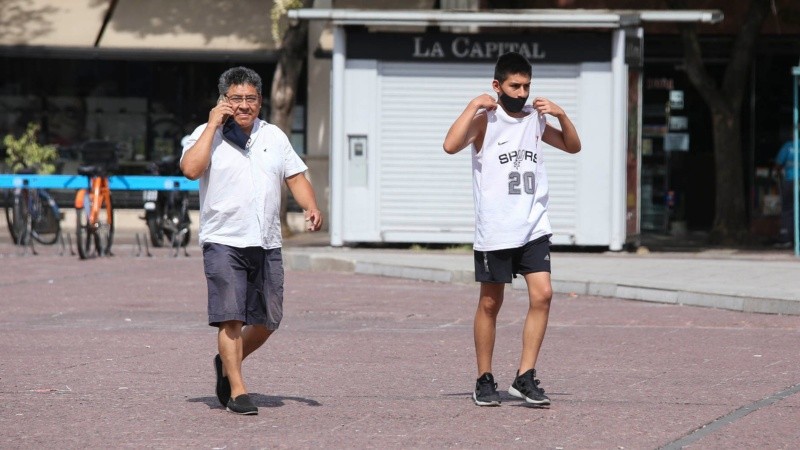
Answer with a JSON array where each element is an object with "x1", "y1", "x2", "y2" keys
[
  {"x1": 474, "y1": 282, "x2": 505, "y2": 376},
  {"x1": 518, "y1": 271, "x2": 553, "y2": 373}
]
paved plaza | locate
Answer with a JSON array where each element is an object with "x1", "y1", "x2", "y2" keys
[{"x1": 1, "y1": 238, "x2": 799, "y2": 449}]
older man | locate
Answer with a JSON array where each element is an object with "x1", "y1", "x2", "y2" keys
[{"x1": 181, "y1": 66, "x2": 322, "y2": 415}]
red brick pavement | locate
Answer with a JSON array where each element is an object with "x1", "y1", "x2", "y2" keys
[{"x1": 1, "y1": 246, "x2": 799, "y2": 449}]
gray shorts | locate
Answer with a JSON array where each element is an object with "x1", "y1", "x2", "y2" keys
[{"x1": 202, "y1": 243, "x2": 284, "y2": 329}]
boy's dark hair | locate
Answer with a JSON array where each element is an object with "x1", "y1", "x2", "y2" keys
[
  {"x1": 494, "y1": 52, "x2": 532, "y2": 83},
  {"x1": 218, "y1": 66, "x2": 263, "y2": 95}
]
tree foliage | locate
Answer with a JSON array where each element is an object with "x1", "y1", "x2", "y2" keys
[
  {"x1": 3, "y1": 123, "x2": 58, "y2": 175},
  {"x1": 271, "y1": 0, "x2": 305, "y2": 42}
]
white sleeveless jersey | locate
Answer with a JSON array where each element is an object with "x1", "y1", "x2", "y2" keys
[{"x1": 471, "y1": 105, "x2": 551, "y2": 251}]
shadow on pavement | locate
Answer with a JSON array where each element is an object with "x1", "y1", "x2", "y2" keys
[
  {"x1": 186, "y1": 394, "x2": 322, "y2": 409},
  {"x1": 250, "y1": 393, "x2": 322, "y2": 408}
]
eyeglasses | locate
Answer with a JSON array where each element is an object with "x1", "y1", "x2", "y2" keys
[{"x1": 225, "y1": 95, "x2": 260, "y2": 105}]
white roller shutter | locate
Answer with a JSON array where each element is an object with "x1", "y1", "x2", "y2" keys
[
  {"x1": 534, "y1": 66, "x2": 580, "y2": 238},
  {"x1": 377, "y1": 61, "x2": 580, "y2": 242}
]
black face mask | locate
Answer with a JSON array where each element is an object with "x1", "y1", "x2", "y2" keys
[
  {"x1": 222, "y1": 116, "x2": 250, "y2": 150},
  {"x1": 499, "y1": 92, "x2": 528, "y2": 113}
]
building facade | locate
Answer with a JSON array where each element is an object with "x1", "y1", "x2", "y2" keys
[
  {"x1": 2, "y1": 0, "x2": 799, "y2": 245},
  {"x1": 0, "y1": 0, "x2": 297, "y2": 207}
]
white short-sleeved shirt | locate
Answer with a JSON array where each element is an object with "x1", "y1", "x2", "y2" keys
[
  {"x1": 471, "y1": 106, "x2": 551, "y2": 251},
  {"x1": 182, "y1": 119, "x2": 307, "y2": 249}
]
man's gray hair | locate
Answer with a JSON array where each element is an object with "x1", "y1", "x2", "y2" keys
[{"x1": 218, "y1": 66, "x2": 263, "y2": 95}]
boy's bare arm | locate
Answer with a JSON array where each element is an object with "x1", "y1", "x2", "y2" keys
[
  {"x1": 443, "y1": 94, "x2": 495, "y2": 154},
  {"x1": 535, "y1": 97, "x2": 581, "y2": 154}
]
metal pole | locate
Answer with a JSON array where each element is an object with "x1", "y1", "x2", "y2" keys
[
  {"x1": 330, "y1": 25, "x2": 346, "y2": 247},
  {"x1": 609, "y1": 28, "x2": 627, "y2": 251},
  {"x1": 792, "y1": 66, "x2": 799, "y2": 257}
]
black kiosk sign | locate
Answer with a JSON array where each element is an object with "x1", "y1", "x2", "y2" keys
[{"x1": 346, "y1": 31, "x2": 612, "y2": 64}]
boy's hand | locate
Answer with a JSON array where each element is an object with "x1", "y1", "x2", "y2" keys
[
  {"x1": 471, "y1": 94, "x2": 498, "y2": 111},
  {"x1": 533, "y1": 97, "x2": 565, "y2": 118}
]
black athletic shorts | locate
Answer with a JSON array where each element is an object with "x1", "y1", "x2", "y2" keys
[
  {"x1": 473, "y1": 234, "x2": 551, "y2": 283},
  {"x1": 202, "y1": 242, "x2": 284, "y2": 329}
]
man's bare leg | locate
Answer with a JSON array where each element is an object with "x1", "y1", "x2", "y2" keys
[
  {"x1": 218, "y1": 321, "x2": 246, "y2": 399},
  {"x1": 242, "y1": 325, "x2": 272, "y2": 360},
  {"x1": 219, "y1": 324, "x2": 273, "y2": 381}
]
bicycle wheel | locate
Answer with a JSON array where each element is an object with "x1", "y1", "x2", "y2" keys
[
  {"x1": 95, "y1": 191, "x2": 114, "y2": 256},
  {"x1": 147, "y1": 215, "x2": 164, "y2": 247},
  {"x1": 165, "y1": 222, "x2": 191, "y2": 248},
  {"x1": 10, "y1": 190, "x2": 30, "y2": 246},
  {"x1": 30, "y1": 190, "x2": 60, "y2": 245},
  {"x1": 4, "y1": 190, "x2": 19, "y2": 244},
  {"x1": 177, "y1": 196, "x2": 191, "y2": 247},
  {"x1": 178, "y1": 227, "x2": 191, "y2": 247},
  {"x1": 75, "y1": 191, "x2": 95, "y2": 259},
  {"x1": 162, "y1": 193, "x2": 191, "y2": 247}
]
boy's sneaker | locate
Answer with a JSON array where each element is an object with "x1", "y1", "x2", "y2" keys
[
  {"x1": 226, "y1": 394, "x2": 258, "y2": 415},
  {"x1": 214, "y1": 354, "x2": 231, "y2": 406},
  {"x1": 508, "y1": 369, "x2": 551, "y2": 406},
  {"x1": 473, "y1": 372, "x2": 501, "y2": 406}
]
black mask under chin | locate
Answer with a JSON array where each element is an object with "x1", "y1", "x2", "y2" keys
[
  {"x1": 222, "y1": 117, "x2": 250, "y2": 150},
  {"x1": 499, "y1": 92, "x2": 528, "y2": 113}
]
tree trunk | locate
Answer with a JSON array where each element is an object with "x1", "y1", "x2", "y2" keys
[
  {"x1": 711, "y1": 107, "x2": 747, "y2": 243},
  {"x1": 270, "y1": 22, "x2": 308, "y2": 133},
  {"x1": 669, "y1": 0, "x2": 771, "y2": 244},
  {"x1": 271, "y1": 1, "x2": 311, "y2": 239}
]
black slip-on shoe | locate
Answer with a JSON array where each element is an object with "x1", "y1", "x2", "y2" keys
[
  {"x1": 227, "y1": 394, "x2": 258, "y2": 415},
  {"x1": 214, "y1": 354, "x2": 231, "y2": 406}
]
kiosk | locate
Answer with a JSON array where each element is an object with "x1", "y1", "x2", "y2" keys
[{"x1": 290, "y1": 9, "x2": 722, "y2": 250}]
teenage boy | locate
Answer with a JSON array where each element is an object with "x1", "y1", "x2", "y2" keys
[{"x1": 443, "y1": 52, "x2": 581, "y2": 406}]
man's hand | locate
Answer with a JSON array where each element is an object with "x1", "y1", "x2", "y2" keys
[
  {"x1": 209, "y1": 99, "x2": 236, "y2": 128},
  {"x1": 285, "y1": 172, "x2": 322, "y2": 231},
  {"x1": 304, "y1": 208, "x2": 323, "y2": 231}
]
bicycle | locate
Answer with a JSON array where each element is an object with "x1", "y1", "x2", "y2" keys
[
  {"x1": 142, "y1": 155, "x2": 191, "y2": 248},
  {"x1": 3, "y1": 170, "x2": 61, "y2": 247},
  {"x1": 74, "y1": 141, "x2": 118, "y2": 259}
]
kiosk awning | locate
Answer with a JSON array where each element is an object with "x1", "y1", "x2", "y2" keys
[{"x1": 288, "y1": 8, "x2": 723, "y2": 29}]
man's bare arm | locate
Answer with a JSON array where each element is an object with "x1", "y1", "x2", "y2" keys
[
  {"x1": 181, "y1": 100, "x2": 236, "y2": 180},
  {"x1": 285, "y1": 172, "x2": 323, "y2": 231}
]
